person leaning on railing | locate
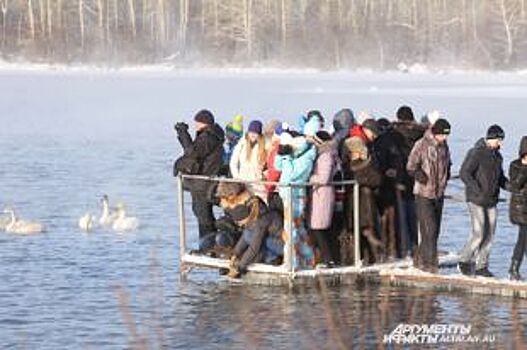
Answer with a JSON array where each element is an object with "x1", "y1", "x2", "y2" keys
[{"x1": 173, "y1": 110, "x2": 225, "y2": 244}]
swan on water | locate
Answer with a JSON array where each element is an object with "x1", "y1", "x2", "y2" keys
[
  {"x1": 3, "y1": 208, "x2": 45, "y2": 234},
  {"x1": 99, "y1": 194, "x2": 117, "y2": 227},
  {"x1": 112, "y1": 203, "x2": 139, "y2": 232},
  {"x1": 0, "y1": 212, "x2": 10, "y2": 231},
  {"x1": 79, "y1": 213, "x2": 96, "y2": 232}
]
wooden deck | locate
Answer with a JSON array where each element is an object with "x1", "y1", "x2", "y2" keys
[{"x1": 180, "y1": 252, "x2": 527, "y2": 298}]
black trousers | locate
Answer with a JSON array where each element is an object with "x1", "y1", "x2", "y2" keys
[
  {"x1": 512, "y1": 224, "x2": 527, "y2": 264},
  {"x1": 191, "y1": 190, "x2": 215, "y2": 239},
  {"x1": 415, "y1": 196, "x2": 444, "y2": 269}
]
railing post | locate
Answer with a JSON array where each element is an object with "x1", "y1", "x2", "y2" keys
[
  {"x1": 353, "y1": 181, "x2": 361, "y2": 268},
  {"x1": 177, "y1": 174, "x2": 187, "y2": 276},
  {"x1": 284, "y1": 185, "x2": 294, "y2": 278}
]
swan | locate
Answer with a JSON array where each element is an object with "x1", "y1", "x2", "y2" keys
[
  {"x1": 112, "y1": 204, "x2": 139, "y2": 232},
  {"x1": 99, "y1": 194, "x2": 117, "y2": 227},
  {"x1": 0, "y1": 212, "x2": 10, "y2": 231},
  {"x1": 3, "y1": 208, "x2": 45, "y2": 234},
  {"x1": 79, "y1": 213, "x2": 96, "y2": 232}
]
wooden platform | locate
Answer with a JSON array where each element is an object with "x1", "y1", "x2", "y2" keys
[{"x1": 180, "y1": 253, "x2": 527, "y2": 298}]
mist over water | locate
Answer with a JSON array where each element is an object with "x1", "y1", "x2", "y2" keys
[{"x1": 0, "y1": 70, "x2": 526, "y2": 348}]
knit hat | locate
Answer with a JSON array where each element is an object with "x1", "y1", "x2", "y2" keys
[
  {"x1": 486, "y1": 124, "x2": 505, "y2": 140},
  {"x1": 194, "y1": 109, "x2": 215, "y2": 125},
  {"x1": 362, "y1": 119, "x2": 379, "y2": 136},
  {"x1": 431, "y1": 118, "x2": 451, "y2": 135},
  {"x1": 232, "y1": 114, "x2": 244, "y2": 131},
  {"x1": 345, "y1": 136, "x2": 368, "y2": 158},
  {"x1": 275, "y1": 122, "x2": 290, "y2": 136},
  {"x1": 396, "y1": 106, "x2": 415, "y2": 121},
  {"x1": 247, "y1": 120, "x2": 263, "y2": 135}
]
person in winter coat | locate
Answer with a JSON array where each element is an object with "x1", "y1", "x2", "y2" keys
[
  {"x1": 308, "y1": 130, "x2": 340, "y2": 265},
  {"x1": 407, "y1": 118, "x2": 452, "y2": 273},
  {"x1": 219, "y1": 182, "x2": 284, "y2": 278},
  {"x1": 230, "y1": 120, "x2": 267, "y2": 202},
  {"x1": 391, "y1": 106, "x2": 426, "y2": 257},
  {"x1": 275, "y1": 115, "x2": 321, "y2": 269},
  {"x1": 369, "y1": 118, "x2": 407, "y2": 261},
  {"x1": 508, "y1": 136, "x2": 527, "y2": 280},
  {"x1": 458, "y1": 125, "x2": 509, "y2": 277},
  {"x1": 221, "y1": 114, "x2": 244, "y2": 175},
  {"x1": 174, "y1": 109, "x2": 225, "y2": 243},
  {"x1": 344, "y1": 136, "x2": 383, "y2": 265}
]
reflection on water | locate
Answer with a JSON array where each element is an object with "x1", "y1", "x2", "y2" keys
[{"x1": 1, "y1": 71, "x2": 527, "y2": 348}]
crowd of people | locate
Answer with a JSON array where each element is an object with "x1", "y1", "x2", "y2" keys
[{"x1": 173, "y1": 107, "x2": 527, "y2": 281}]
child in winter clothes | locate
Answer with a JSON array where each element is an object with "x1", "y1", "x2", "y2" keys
[
  {"x1": 508, "y1": 136, "x2": 527, "y2": 280},
  {"x1": 230, "y1": 120, "x2": 268, "y2": 202}
]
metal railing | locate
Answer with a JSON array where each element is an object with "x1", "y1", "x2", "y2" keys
[{"x1": 177, "y1": 174, "x2": 361, "y2": 279}]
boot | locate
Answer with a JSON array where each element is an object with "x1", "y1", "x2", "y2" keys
[
  {"x1": 509, "y1": 260, "x2": 522, "y2": 281},
  {"x1": 362, "y1": 229, "x2": 383, "y2": 248}
]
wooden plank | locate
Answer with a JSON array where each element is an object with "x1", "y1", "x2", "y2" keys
[{"x1": 380, "y1": 268, "x2": 527, "y2": 299}]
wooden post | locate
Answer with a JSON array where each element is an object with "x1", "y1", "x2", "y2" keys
[
  {"x1": 353, "y1": 181, "x2": 361, "y2": 267},
  {"x1": 177, "y1": 174, "x2": 187, "y2": 276},
  {"x1": 285, "y1": 185, "x2": 294, "y2": 278}
]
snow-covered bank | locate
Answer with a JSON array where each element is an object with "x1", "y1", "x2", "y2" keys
[{"x1": 4, "y1": 59, "x2": 527, "y2": 80}]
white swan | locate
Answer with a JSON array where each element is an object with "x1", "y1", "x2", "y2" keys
[
  {"x1": 79, "y1": 213, "x2": 96, "y2": 232},
  {"x1": 3, "y1": 208, "x2": 45, "y2": 234},
  {"x1": 0, "y1": 212, "x2": 10, "y2": 231},
  {"x1": 112, "y1": 204, "x2": 139, "y2": 232},
  {"x1": 99, "y1": 195, "x2": 117, "y2": 227}
]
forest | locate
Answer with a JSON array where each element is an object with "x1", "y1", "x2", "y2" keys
[{"x1": 1, "y1": 0, "x2": 527, "y2": 69}]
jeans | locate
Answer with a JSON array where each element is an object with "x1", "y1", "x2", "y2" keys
[
  {"x1": 512, "y1": 224, "x2": 527, "y2": 264},
  {"x1": 191, "y1": 190, "x2": 215, "y2": 239},
  {"x1": 415, "y1": 196, "x2": 444, "y2": 269},
  {"x1": 459, "y1": 202, "x2": 497, "y2": 270},
  {"x1": 396, "y1": 190, "x2": 418, "y2": 257}
]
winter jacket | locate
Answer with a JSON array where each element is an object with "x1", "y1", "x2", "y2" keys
[
  {"x1": 265, "y1": 141, "x2": 282, "y2": 193},
  {"x1": 346, "y1": 156, "x2": 383, "y2": 229},
  {"x1": 407, "y1": 130, "x2": 451, "y2": 199},
  {"x1": 392, "y1": 120, "x2": 426, "y2": 197},
  {"x1": 275, "y1": 116, "x2": 320, "y2": 199},
  {"x1": 460, "y1": 138, "x2": 508, "y2": 207},
  {"x1": 373, "y1": 128, "x2": 406, "y2": 208},
  {"x1": 308, "y1": 141, "x2": 339, "y2": 230},
  {"x1": 175, "y1": 123, "x2": 225, "y2": 192},
  {"x1": 509, "y1": 159, "x2": 527, "y2": 225}
]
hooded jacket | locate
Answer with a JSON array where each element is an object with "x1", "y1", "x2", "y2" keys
[
  {"x1": 460, "y1": 138, "x2": 508, "y2": 207},
  {"x1": 407, "y1": 130, "x2": 451, "y2": 199}
]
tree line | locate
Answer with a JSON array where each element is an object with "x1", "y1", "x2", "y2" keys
[{"x1": 1, "y1": 0, "x2": 527, "y2": 69}]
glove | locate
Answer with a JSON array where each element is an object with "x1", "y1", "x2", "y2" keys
[
  {"x1": 277, "y1": 144, "x2": 294, "y2": 156},
  {"x1": 174, "y1": 122, "x2": 189, "y2": 133},
  {"x1": 414, "y1": 169, "x2": 429, "y2": 185}
]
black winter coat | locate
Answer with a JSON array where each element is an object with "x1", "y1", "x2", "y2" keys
[
  {"x1": 175, "y1": 123, "x2": 225, "y2": 192},
  {"x1": 392, "y1": 121, "x2": 426, "y2": 197},
  {"x1": 460, "y1": 138, "x2": 508, "y2": 207},
  {"x1": 373, "y1": 129, "x2": 406, "y2": 207},
  {"x1": 509, "y1": 159, "x2": 527, "y2": 225}
]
